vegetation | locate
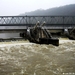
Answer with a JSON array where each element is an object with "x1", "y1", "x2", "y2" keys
[{"x1": 21, "y1": 4, "x2": 75, "y2": 16}]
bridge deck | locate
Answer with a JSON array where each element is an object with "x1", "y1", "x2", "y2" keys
[{"x1": 0, "y1": 16, "x2": 75, "y2": 30}]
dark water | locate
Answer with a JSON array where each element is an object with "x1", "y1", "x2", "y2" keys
[{"x1": 0, "y1": 41, "x2": 75, "y2": 75}]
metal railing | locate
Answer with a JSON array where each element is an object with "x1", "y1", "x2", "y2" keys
[{"x1": 0, "y1": 16, "x2": 75, "y2": 28}]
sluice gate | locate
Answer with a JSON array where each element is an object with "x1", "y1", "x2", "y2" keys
[{"x1": 0, "y1": 16, "x2": 75, "y2": 45}]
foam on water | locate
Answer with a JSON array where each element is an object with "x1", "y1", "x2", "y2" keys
[{"x1": 0, "y1": 40, "x2": 75, "y2": 75}]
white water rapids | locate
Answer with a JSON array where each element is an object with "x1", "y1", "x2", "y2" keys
[{"x1": 0, "y1": 39, "x2": 75, "y2": 75}]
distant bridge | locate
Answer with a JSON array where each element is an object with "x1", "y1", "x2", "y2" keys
[{"x1": 0, "y1": 16, "x2": 75, "y2": 31}]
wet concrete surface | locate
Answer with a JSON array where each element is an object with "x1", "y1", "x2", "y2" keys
[{"x1": 0, "y1": 40, "x2": 75, "y2": 75}]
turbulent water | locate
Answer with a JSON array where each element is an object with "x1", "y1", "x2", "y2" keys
[{"x1": 0, "y1": 40, "x2": 75, "y2": 75}]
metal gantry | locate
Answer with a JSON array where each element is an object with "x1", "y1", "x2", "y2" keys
[{"x1": 0, "y1": 16, "x2": 75, "y2": 28}]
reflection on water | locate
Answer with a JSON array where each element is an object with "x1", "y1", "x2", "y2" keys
[
  {"x1": 0, "y1": 33, "x2": 19, "y2": 38},
  {"x1": 0, "y1": 41, "x2": 75, "y2": 75}
]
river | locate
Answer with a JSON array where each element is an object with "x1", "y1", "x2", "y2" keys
[{"x1": 0, "y1": 39, "x2": 75, "y2": 75}]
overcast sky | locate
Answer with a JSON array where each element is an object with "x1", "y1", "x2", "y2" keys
[{"x1": 0, "y1": 0, "x2": 75, "y2": 16}]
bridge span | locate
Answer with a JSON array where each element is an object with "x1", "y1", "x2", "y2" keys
[{"x1": 0, "y1": 16, "x2": 75, "y2": 33}]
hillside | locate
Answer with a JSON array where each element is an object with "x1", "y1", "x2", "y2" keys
[{"x1": 21, "y1": 4, "x2": 75, "y2": 16}]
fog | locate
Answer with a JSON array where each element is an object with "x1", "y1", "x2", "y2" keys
[{"x1": 0, "y1": 0, "x2": 75, "y2": 16}]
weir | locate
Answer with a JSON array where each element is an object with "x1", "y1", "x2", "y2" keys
[{"x1": 0, "y1": 16, "x2": 75, "y2": 43}]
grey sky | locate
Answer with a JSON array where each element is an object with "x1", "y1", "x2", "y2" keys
[{"x1": 0, "y1": 0, "x2": 75, "y2": 16}]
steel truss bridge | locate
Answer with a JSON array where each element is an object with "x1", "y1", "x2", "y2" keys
[{"x1": 0, "y1": 16, "x2": 75, "y2": 31}]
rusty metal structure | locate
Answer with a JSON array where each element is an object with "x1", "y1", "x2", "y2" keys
[
  {"x1": 24, "y1": 21, "x2": 59, "y2": 46},
  {"x1": 0, "y1": 16, "x2": 75, "y2": 46}
]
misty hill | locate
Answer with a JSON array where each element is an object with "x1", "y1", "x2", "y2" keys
[{"x1": 22, "y1": 4, "x2": 75, "y2": 16}]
